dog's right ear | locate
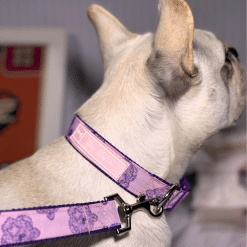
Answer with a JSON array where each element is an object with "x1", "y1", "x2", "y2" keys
[
  {"x1": 147, "y1": 0, "x2": 199, "y2": 99},
  {"x1": 87, "y1": 4, "x2": 137, "y2": 69}
]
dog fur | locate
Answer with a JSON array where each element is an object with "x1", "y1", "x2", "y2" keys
[{"x1": 0, "y1": 0, "x2": 246, "y2": 246}]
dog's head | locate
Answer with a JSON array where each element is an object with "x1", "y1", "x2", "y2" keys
[
  {"x1": 83, "y1": 0, "x2": 245, "y2": 181},
  {"x1": 86, "y1": 0, "x2": 245, "y2": 127}
]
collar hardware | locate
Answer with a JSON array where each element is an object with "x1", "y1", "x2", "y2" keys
[{"x1": 105, "y1": 183, "x2": 179, "y2": 234}]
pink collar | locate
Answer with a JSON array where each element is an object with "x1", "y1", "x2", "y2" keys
[
  {"x1": 66, "y1": 115, "x2": 190, "y2": 232},
  {"x1": 66, "y1": 115, "x2": 190, "y2": 211},
  {"x1": 0, "y1": 115, "x2": 190, "y2": 246}
]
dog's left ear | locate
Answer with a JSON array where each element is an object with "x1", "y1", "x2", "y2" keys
[
  {"x1": 148, "y1": 0, "x2": 199, "y2": 99},
  {"x1": 87, "y1": 4, "x2": 137, "y2": 69}
]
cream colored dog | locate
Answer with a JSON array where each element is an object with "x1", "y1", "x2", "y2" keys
[{"x1": 0, "y1": 0, "x2": 246, "y2": 246}]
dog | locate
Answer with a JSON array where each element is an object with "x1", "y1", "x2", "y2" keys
[{"x1": 0, "y1": 0, "x2": 245, "y2": 246}]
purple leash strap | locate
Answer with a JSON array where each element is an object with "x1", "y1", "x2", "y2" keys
[{"x1": 0, "y1": 200, "x2": 120, "y2": 247}]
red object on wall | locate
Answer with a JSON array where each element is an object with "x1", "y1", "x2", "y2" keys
[{"x1": 0, "y1": 46, "x2": 45, "y2": 166}]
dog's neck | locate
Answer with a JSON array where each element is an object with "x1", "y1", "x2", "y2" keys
[{"x1": 76, "y1": 82, "x2": 197, "y2": 184}]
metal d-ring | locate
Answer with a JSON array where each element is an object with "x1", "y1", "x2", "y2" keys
[{"x1": 156, "y1": 184, "x2": 179, "y2": 212}]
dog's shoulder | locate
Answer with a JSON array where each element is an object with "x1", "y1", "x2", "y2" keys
[{"x1": 0, "y1": 137, "x2": 70, "y2": 210}]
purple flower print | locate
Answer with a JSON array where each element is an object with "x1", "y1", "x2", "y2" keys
[
  {"x1": 68, "y1": 205, "x2": 98, "y2": 234},
  {"x1": 1, "y1": 215, "x2": 40, "y2": 245},
  {"x1": 146, "y1": 188, "x2": 167, "y2": 201},
  {"x1": 36, "y1": 208, "x2": 59, "y2": 220},
  {"x1": 119, "y1": 164, "x2": 138, "y2": 188}
]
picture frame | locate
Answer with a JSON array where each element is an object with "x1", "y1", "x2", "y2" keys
[{"x1": 0, "y1": 28, "x2": 67, "y2": 165}]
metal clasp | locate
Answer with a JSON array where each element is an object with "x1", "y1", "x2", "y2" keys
[{"x1": 104, "y1": 184, "x2": 179, "y2": 234}]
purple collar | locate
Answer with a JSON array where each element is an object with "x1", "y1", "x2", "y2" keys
[{"x1": 0, "y1": 115, "x2": 190, "y2": 246}]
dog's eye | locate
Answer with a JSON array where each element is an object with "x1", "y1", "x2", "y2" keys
[
  {"x1": 222, "y1": 51, "x2": 234, "y2": 83},
  {"x1": 225, "y1": 57, "x2": 231, "y2": 64},
  {"x1": 229, "y1": 47, "x2": 238, "y2": 58},
  {"x1": 225, "y1": 52, "x2": 232, "y2": 64}
]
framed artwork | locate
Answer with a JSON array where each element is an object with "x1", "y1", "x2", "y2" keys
[{"x1": 0, "y1": 28, "x2": 67, "y2": 166}]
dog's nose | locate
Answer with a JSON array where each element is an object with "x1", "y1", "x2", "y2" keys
[{"x1": 229, "y1": 47, "x2": 238, "y2": 58}]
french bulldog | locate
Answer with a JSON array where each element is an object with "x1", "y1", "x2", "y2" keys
[{"x1": 0, "y1": 0, "x2": 245, "y2": 246}]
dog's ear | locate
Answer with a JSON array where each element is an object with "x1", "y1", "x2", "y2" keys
[
  {"x1": 148, "y1": 0, "x2": 199, "y2": 99},
  {"x1": 87, "y1": 4, "x2": 137, "y2": 68}
]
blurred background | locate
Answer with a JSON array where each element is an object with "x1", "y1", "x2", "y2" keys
[{"x1": 0, "y1": 0, "x2": 246, "y2": 246}]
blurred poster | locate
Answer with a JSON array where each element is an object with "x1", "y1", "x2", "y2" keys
[{"x1": 0, "y1": 46, "x2": 45, "y2": 166}]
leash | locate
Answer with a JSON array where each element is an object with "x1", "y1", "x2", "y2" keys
[
  {"x1": 0, "y1": 200, "x2": 120, "y2": 247},
  {"x1": 0, "y1": 115, "x2": 190, "y2": 246}
]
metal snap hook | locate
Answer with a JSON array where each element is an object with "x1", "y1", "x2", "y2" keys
[{"x1": 104, "y1": 184, "x2": 179, "y2": 234}]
